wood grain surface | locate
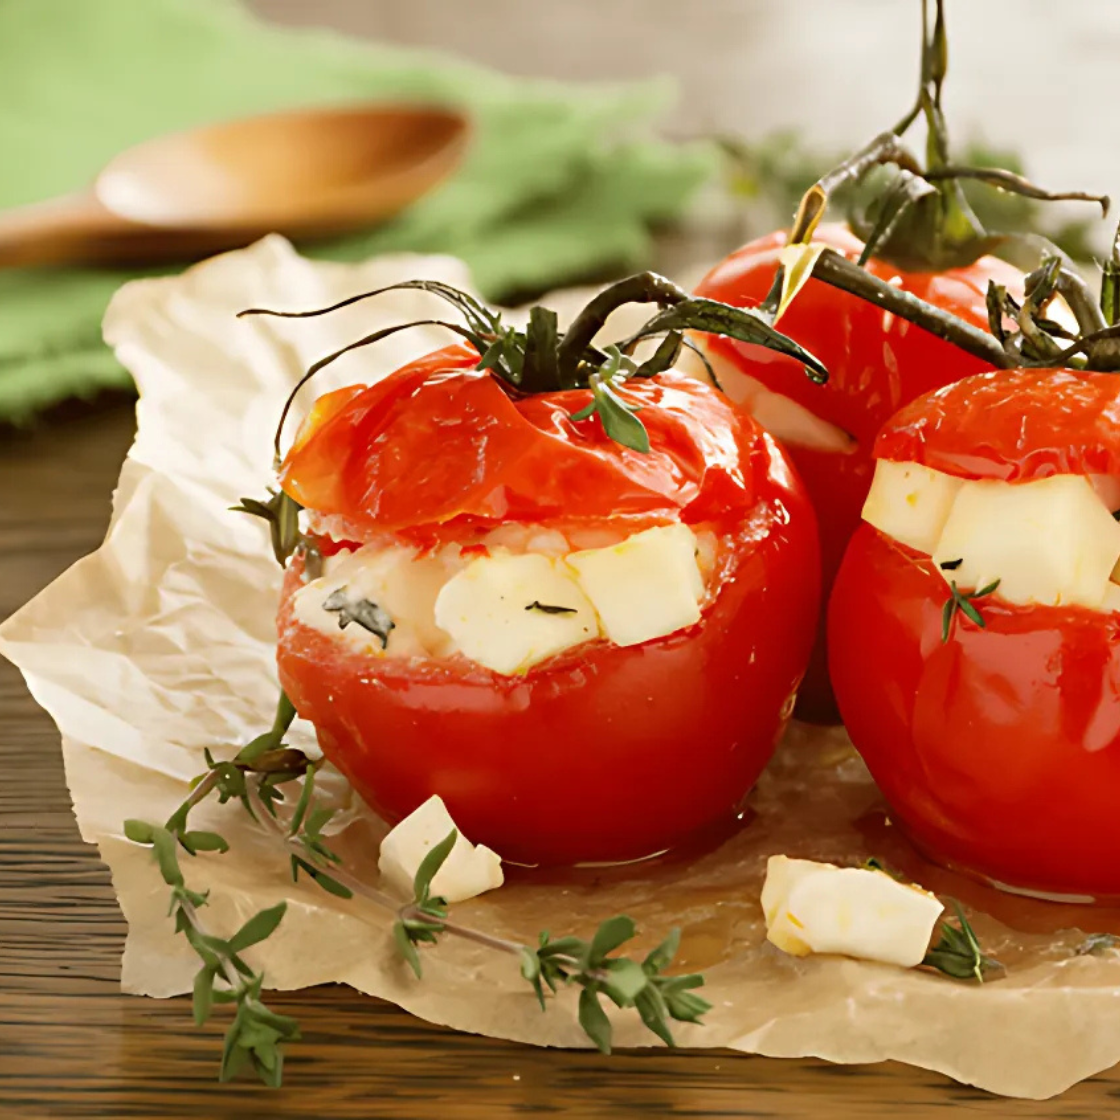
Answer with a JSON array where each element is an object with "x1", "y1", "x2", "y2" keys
[{"x1": 5, "y1": 400, "x2": 1120, "y2": 1118}]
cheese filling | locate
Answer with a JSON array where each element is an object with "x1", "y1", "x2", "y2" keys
[
  {"x1": 292, "y1": 522, "x2": 715, "y2": 674},
  {"x1": 862, "y1": 460, "x2": 1120, "y2": 612}
]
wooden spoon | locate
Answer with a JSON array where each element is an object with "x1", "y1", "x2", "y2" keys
[{"x1": 0, "y1": 104, "x2": 469, "y2": 268}]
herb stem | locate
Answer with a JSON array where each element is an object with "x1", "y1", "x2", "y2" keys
[
  {"x1": 244, "y1": 780, "x2": 539, "y2": 959},
  {"x1": 811, "y1": 249, "x2": 1013, "y2": 369},
  {"x1": 243, "y1": 781, "x2": 617, "y2": 986},
  {"x1": 178, "y1": 893, "x2": 247, "y2": 994}
]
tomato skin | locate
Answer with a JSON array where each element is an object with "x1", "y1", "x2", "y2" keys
[
  {"x1": 830, "y1": 523, "x2": 1120, "y2": 898},
  {"x1": 694, "y1": 223, "x2": 1022, "y2": 721},
  {"x1": 876, "y1": 366, "x2": 1120, "y2": 481},
  {"x1": 277, "y1": 434, "x2": 820, "y2": 866},
  {"x1": 281, "y1": 345, "x2": 765, "y2": 540}
]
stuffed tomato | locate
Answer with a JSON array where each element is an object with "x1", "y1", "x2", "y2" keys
[
  {"x1": 275, "y1": 333, "x2": 820, "y2": 866},
  {"x1": 692, "y1": 224, "x2": 1022, "y2": 721},
  {"x1": 829, "y1": 367, "x2": 1120, "y2": 899}
]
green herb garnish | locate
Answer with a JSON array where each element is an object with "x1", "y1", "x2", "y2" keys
[
  {"x1": 525, "y1": 601, "x2": 578, "y2": 615},
  {"x1": 238, "y1": 272, "x2": 827, "y2": 460},
  {"x1": 922, "y1": 902, "x2": 1002, "y2": 982},
  {"x1": 941, "y1": 578, "x2": 1001, "y2": 642},
  {"x1": 231, "y1": 489, "x2": 304, "y2": 567},
  {"x1": 124, "y1": 686, "x2": 708, "y2": 1086},
  {"x1": 322, "y1": 587, "x2": 395, "y2": 648},
  {"x1": 1075, "y1": 933, "x2": 1120, "y2": 957}
]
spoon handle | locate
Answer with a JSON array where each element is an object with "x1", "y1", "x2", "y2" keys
[{"x1": 0, "y1": 192, "x2": 142, "y2": 268}]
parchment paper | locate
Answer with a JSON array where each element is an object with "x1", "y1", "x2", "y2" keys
[{"x1": 3, "y1": 235, "x2": 1120, "y2": 1100}]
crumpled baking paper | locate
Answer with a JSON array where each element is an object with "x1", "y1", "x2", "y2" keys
[{"x1": 3, "y1": 235, "x2": 1120, "y2": 1101}]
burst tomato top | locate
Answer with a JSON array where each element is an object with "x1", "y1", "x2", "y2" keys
[
  {"x1": 876, "y1": 366, "x2": 1120, "y2": 482},
  {"x1": 280, "y1": 344, "x2": 768, "y2": 540}
]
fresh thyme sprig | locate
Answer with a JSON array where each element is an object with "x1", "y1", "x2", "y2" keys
[
  {"x1": 388, "y1": 828, "x2": 710, "y2": 1053},
  {"x1": 120, "y1": 820, "x2": 300, "y2": 1086},
  {"x1": 922, "y1": 902, "x2": 1003, "y2": 982},
  {"x1": 124, "y1": 692, "x2": 711, "y2": 1085},
  {"x1": 941, "y1": 578, "x2": 1001, "y2": 642}
]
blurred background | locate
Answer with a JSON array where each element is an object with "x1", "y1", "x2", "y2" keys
[
  {"x1": 0, "y1": 0, "x2": 1117, "y2": 426},
  {"x1": 252, "y1": 0, "x2": 1117, "y2": 193}
]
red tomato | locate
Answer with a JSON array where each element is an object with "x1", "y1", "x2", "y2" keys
[
  {"x1": 277, "y1": 348, "x2": 820, "y2": 865},
  {"x1": 829, "y1": 368, "x2": 1120, "y2": 898},
  {"x1": 694, "y1": 223, "x2": 1022, "y2": 721}
]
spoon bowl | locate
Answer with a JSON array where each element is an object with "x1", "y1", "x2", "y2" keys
[{"x1": 0, "y1": 104, "x2": 470, "y2": 267}]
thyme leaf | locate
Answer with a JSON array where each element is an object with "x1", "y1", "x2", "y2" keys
[
  {"x1": 242, "y1": 272, "x2": 828, "y2": 459},
  {"x1": 124, "y1": 689, "x2": 711, "y2": 1085},
  {"x1": 922, "y1": 902, "x2": 1002, "y2": 982},
  {"x1": 569, "y1": 347, "x2": 651, "y2": 453},
  {"x1": 321, "y1": 588, "x2": 395, "y2": 648},
  {"x1": 525, "y1": 601, "x2": 578, "y2": 615},
  {"x1": 1075, "y1": 933, "x2": 1120, "y2": 957},
  {"x1": 941, "y1": 578, "x2": 1001, "y2": 642},
  {"x1": 231, "y1": 489, "x2": 304, "y2": 568}
]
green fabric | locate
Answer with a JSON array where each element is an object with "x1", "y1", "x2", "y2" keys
[{"x1": 0, "y1": 0, "x2": 714, "y2": 424}]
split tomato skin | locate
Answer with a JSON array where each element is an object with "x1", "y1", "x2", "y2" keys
[
  {"x1": 281, "y1": 344, "x2": 770, "y2": 541},
  {"x1": 694, "y1": 223, "x2": 1022, "y2": 721},
  {"x1": 276, "y1": 352, "x2": 821, "y2": 864},
  {"x1": 830, "y1": 524, "x2": 1120, "y2": 898}
]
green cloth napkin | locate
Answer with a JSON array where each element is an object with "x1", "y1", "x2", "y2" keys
[{"x1": 0, "y1": 0, "x2": 714, "y2": 423}]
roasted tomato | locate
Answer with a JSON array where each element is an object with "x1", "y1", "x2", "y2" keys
[
  {"x1": 276, "y1": 343, "x2": 820, "y2": 865},
  {"x1": 693, "y1": 223, "x2": 1023, "y2": 721},
  {"x1": 829, "y1": 367, "x2": 1120, "y2": 899}
]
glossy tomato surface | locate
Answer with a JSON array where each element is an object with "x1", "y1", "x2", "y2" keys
[
  {"x1": 830, "y1": 367, "x2": 1120, "y2": 897},
  {"x1": 830, "y1": 524, "x2": 1120, "y2": 898},
  {"x1": 695, "y1": 223, "x2": 1022, "y2": 721},
  {"x1": 282, "y1": 344, "x2": 768, "y2": 541},
  {"x1": 876, "y1": 366, "x2": 1120, "y2": 482},
  {"x1": 277, "y1": 348, "x2": 820, "y2": 865}
]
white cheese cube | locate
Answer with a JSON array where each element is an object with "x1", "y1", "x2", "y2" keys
[
  {"x1": 761, "y1": 855, "x2": 944, "y2": 969},
  {"x1": 932, "y1": 475, "x2": 1120, "y2": 609},
  {"x1": 862, "y1": 460, "x2": 964, "y2": 555},
  {"x1": 378, "y1": 795, "x2": 504, "y2": 904},
  {"x1": 565, "y1": 523, "x2": 704, "y2": 647},
  {"x1": 434, "y1": 551, "x2": 599, "y2": 675}
]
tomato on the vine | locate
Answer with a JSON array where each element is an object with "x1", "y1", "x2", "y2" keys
[{"x1": 693, "y1": 223, "x2": 1023, "y2": 722}]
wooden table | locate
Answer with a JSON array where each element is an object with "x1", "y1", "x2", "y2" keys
[{"x1": 4, "y1": 399, "x2": 1120, "y2": 1119}]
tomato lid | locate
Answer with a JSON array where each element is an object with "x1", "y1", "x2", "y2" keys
[
  {"x1": 279, "y1": 344, "x2": 769, "y2": 537},
  {"x1": 875, "y1": 367, "x2": 1120, "y2": 481}
]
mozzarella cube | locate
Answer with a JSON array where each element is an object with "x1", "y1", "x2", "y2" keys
[
  {"x1": 932, "y1": 475, "x2": 1120, "y2": 609},
  {"x1": 378, "y1": 795, "x2": 504, "y2": 904},
  {"x1": 565, "y1": 524, "x2": 704, "y2": 647},
  {"x1": 863, "y1": 460, "x2": 964, "y2": 555},
  {"x1": 434, "y1": 550, "x2": 599, "y2": 675},
  {"x1": 761, "y1": 855, "x2": 944, "y2": 969}
]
